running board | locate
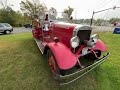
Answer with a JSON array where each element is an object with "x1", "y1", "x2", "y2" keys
[
  {"x1": 34, "y1": 38, "x2": 46, "y2": 54},
  {"x1": 59, "y1": 52, "x2": 110, "y2": 85}
]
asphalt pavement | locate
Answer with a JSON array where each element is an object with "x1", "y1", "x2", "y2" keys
[
  {"x1": 0, "y1": 27, "x2": 32, "y2": 35},
  {"x1": 12, "y1": 27, "x2": 32, "y2": 34},
  {"x1": 92, "y1": 26, "x2": 114, "y2": 32},
  {"x1": 13, "y1": 26, "x2": 114, "y2": 33},
  {"x1": 0, "y1": 26, "x2": 114, "y2": 36}
]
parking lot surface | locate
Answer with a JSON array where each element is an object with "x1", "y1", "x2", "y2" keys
[
  {"x1": 0, "y1": 27, "x2": 32, "y2": 35},
  {"x1": 12, "y1": 27, "x2": 32, "y2": 33},
  {"x1": 0, "y1": 26, "x2": 114, "y2": 36}
]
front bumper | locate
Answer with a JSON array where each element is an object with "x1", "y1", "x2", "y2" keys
[{"x1": 58, "y1": 52, "x2": 110, "y2": 85}]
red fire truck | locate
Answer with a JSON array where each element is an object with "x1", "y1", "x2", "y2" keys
[{"x1": 32, "y1": 12, "x2": 109, "y2": 85}]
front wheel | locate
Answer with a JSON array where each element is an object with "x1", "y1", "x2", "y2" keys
[
  {"x1": 47, "y1": 50, "x2": 61, "y2": 79},
  {"x1": 4, "y1": 30, "x2": 11, "y2": 34}
]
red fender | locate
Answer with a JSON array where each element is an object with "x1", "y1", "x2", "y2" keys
[
  {"x1": 94, "y1": 39, "x2": 107, "y2": 52},
  {"x1": 46, "y1": 42, "x2": 77, "y2": 70}
]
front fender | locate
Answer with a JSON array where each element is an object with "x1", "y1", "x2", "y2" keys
[
  {"x1": 94, "y1": 39, "x2": 107, "y2": 52},
  {"x1": 46, "y1": 42, "x2": 77, "y2": 70}
]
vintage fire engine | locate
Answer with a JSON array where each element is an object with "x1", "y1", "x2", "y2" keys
[{"x1": 32, "y1": 9, "x2": 109, "y2": 85}]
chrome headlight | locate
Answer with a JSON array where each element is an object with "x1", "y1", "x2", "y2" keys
[
  {"x1": 70, "y1": 36, "x2": 80, "y2": 48},
  {"x1": 90, "y1": 34, "x2": 99, "y2": 42},
  {"x1": 87, "y1": 34, "x2": 99, "y2": 47}
]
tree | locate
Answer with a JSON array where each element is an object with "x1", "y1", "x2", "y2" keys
[
  {"x1": 0, "y1": 0, "x2": 31, "y2": 27},
  {"x1": 94, "y1": 19, "x2": 106, "y2": 26},
  {"x1": 109, "y1": 18, "x2": 120, "y2": 24},
  {"x1": 84, "y1": 19, "x2": 91, "y2": 24},
  {"x1": 20, "y1": 0, "x2": 47, "y2": 19},
  {"x1": 0, "y1": 0, "x2": 8, "y2": 9},
  {"x1": 63, "y1": 6, "x2": 74, "y2": 18},
  {"x1": 0, "y1": 7, "x2": 16, "y2": 26},
  {"x1": 0, "y1": 7, "x2": 29, "y2": 26}
]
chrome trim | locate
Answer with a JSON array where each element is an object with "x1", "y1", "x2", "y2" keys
[
  {"x1": 71, "y1": 25, "x2": 92, "y2": 45},
  {"x1": 73, "y1": 25, "x2": 92, "y2": 33},
  {"x1": 59, "y1": 52, "x2": 110, "y2": 85},
  {"x1": 34, "y1": 38, "x2": 45, "y2": 54}
]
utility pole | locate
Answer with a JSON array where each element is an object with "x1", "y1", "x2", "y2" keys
[
  {"x1": 90, "y1": 6, "x2": 119, "y2": 26},
  {"x1": 90, "y1": 11, "x2": 94, "y2": 26}
]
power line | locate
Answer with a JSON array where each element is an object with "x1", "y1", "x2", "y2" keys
[
  {"x1": 96, "y1": 0, "x2": 114, "y2": 10},
  {"x1": 88, "y1": 0, "x2": 106, "y2": 14},
  {"x1": 92, "y1": 0, "x2": 107, "y2": 10},
  {"x1": 94, "y1": 9, "x2": 110, "y2": 26}
]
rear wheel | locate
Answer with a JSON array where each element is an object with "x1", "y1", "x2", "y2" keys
[{"x1": 47, "y1": 50, "x2": 61, "y2": 79}]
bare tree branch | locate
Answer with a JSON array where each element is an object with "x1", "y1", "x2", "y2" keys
[
  {"x1": 0, "y1": 0, "x2": 6, "y2": 9},
  {"x1": 20, "y1": 0, "x2": 47, "y2": 19}
]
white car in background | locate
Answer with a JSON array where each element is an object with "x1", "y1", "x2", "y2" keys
[{"x1": 0, "y1": 23, "x2": 13, "y2": 34}]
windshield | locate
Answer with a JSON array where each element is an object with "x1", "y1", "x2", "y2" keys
[{"x1": 3, "y1": 23, "x2": 11, "y2": 27}]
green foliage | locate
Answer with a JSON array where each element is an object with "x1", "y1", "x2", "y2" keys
[
  {"x1": 0, "y1": 0, "x2": 30, "y2": 27},
  {"x1": 109, "y1": 18, "x2": 120, "y2": 24},
  {"x1": 63, "y1": 6, "x2": 74, "y2": 18},
  {"x1": 0, "y1": 8, "x2": 15, "y2": 26},
  {"x1": 0, "y1": 7, "x2": 30, "y2": 27},
  {"x1": 94, "y1": 19, "x2": 105, "y2": 26},
  {"x1": 83, "y1": 19, "x2": 91, "y2": 24}
]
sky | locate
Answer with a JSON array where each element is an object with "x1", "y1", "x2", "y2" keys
[{"x1": 1, "y1": 0, "x2": 120, "y2": 19}]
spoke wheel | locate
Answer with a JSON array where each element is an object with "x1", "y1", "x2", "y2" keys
[{"x1": 47, "y1": 50, "x2": 60, "y2": 79}]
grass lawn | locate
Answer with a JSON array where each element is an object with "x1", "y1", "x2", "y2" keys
[{"x1": 0, "y1": 32, "x2": 120, "y2": 90}]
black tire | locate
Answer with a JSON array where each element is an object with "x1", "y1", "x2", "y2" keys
[
  {"x1": 47, "y1": 50, "x2": 61, "y2": 79},
  {"x1": 84, "y1": 50, "x2": 101, "y2": 60},
  {"x1": 4, "y1": 30, "x2": 11, "y2": 34}
]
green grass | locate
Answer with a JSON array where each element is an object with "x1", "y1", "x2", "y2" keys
[{"x1": 0, "y1": 32, "x2": 120, "y2": 90}]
